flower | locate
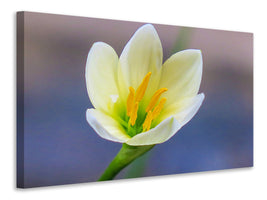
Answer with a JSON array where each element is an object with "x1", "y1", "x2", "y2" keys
[{"x1": 85, "y1": 24, "x2": 204, "y2": 146}]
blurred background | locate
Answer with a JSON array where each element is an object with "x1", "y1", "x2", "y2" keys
[{"x1": 19, "y1": 12, "x2": 253, "y2": 188}]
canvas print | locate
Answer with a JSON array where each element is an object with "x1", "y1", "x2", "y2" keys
[{"x1": 17, "y1": 11, "x2": 253, "y2": 188}]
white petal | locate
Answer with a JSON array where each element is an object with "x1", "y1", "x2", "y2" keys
[
  {"x1": 159, "y1": 93, "x2": 205, "y2": 127},
  {"x1": 118, "y1": 24, "x2": 163, "y2": 100},
  {"x1": 159, "y1": 49, "x2": 203, "y2": 107},
  {"x1": 86, "y1": 109, "x2": 130, "y2": 143},
  {"x1": 126, "y1": 117, "x2": 181, "y2": 146},
  {"x1": 85, "y1": 42, "x2": 119, "y2": 111}
]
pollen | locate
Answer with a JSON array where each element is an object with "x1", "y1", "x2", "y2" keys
[
  {"x1": 130, "y1": 102, "x2": 139, "y2": 126},
  {"x1": 126, "y1": 87, "x2": 135, "y2": 116},
  {"x1": 135, "y1": 72, "x2": 152, "y2": 102},
  {"x1": 145, "y1": 88, "x2": 168, "y2": 113},
  {"x1": 152, "y1": 98, "x2": 167, "y2": 120},
  {"x1": 143, "y1": 111, "x2": 153, "y2": 132}
]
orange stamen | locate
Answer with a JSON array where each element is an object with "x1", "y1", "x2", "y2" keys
[
  {"x1": 145, "y1": 88, "x2": 168, "y2": 112},
  {"x1": 135, "y1": 72, "x2": 152, "y2": 102},
  {"x1": 126, "y1": 72, "x2": 168, "y2": 132},
  {"x1": 126, "y1": 87, "x2": 135, "y2": 116},
  {"x1": 152, "y1": 98, "x2": 167, "y2": 120},
  {"x1": 143, "y1": 111, "x2": 153, "y2": 132},
  {"x1": 130, "y1": 102, "x2": 139, "y2": 126}
]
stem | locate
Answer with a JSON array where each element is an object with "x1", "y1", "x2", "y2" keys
[{"x1": 98, "y1": 143, "x2": 154, "y2": 181}]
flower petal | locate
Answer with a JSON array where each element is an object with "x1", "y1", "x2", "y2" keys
[
  {"x1": 159, "y1": 93, "x2": 205, "y2": 127},
  {"x1": 86, "y1": 109, "x2": 130, "y2": 143},
  {"x1": 126, "y1": 117, "x2": 181, "y2": 146},
  {"x1": 85, "y1": 42, "x2": 119, "y2": 111},
  {"x1": 159, "y1": 49, "x2": 203, "y2": 107},
  {"x1": 118, "y1": 24, "x2": 163, "y2": 100}
]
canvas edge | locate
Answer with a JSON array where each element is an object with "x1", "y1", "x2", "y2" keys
[{"x1": 16, "y1": 11, "x2": 25, "y2": 188}]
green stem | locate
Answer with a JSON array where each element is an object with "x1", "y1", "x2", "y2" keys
[{"x1": 98, "y1": 143, "x2": 155, "y2": 181}]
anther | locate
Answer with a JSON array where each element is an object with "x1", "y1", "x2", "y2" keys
[
  {"x1": 152, "y1": 98, "x2": 167, "y2": 120},
  {"x1": 135, "y1": 72, "x2": 152, "y2": 102},
  {"x1": 130, "y1": 102, "x2": 139, "y2": 126},
  {"x1": 126, "y1": 87, "x2": 135, "y2": 116},
  {"x1": 145, "y1": 88, "x2": 168, "y2": 113},
  {"x1": 143, "y1": 111, "x2": 153, "y2": 132}
]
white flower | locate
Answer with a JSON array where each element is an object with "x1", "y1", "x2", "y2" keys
[{"x1": 85, "y1": 24, "x2": 204, "y2": 146}]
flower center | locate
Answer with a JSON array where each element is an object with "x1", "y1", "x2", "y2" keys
[{"x1": 126, "y1": 72, "x2": 167, "y2": 135}]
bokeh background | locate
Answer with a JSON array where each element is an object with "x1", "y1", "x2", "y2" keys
[{"x1": 18, "y1": 12, "x2": 253, "y2": 188}]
